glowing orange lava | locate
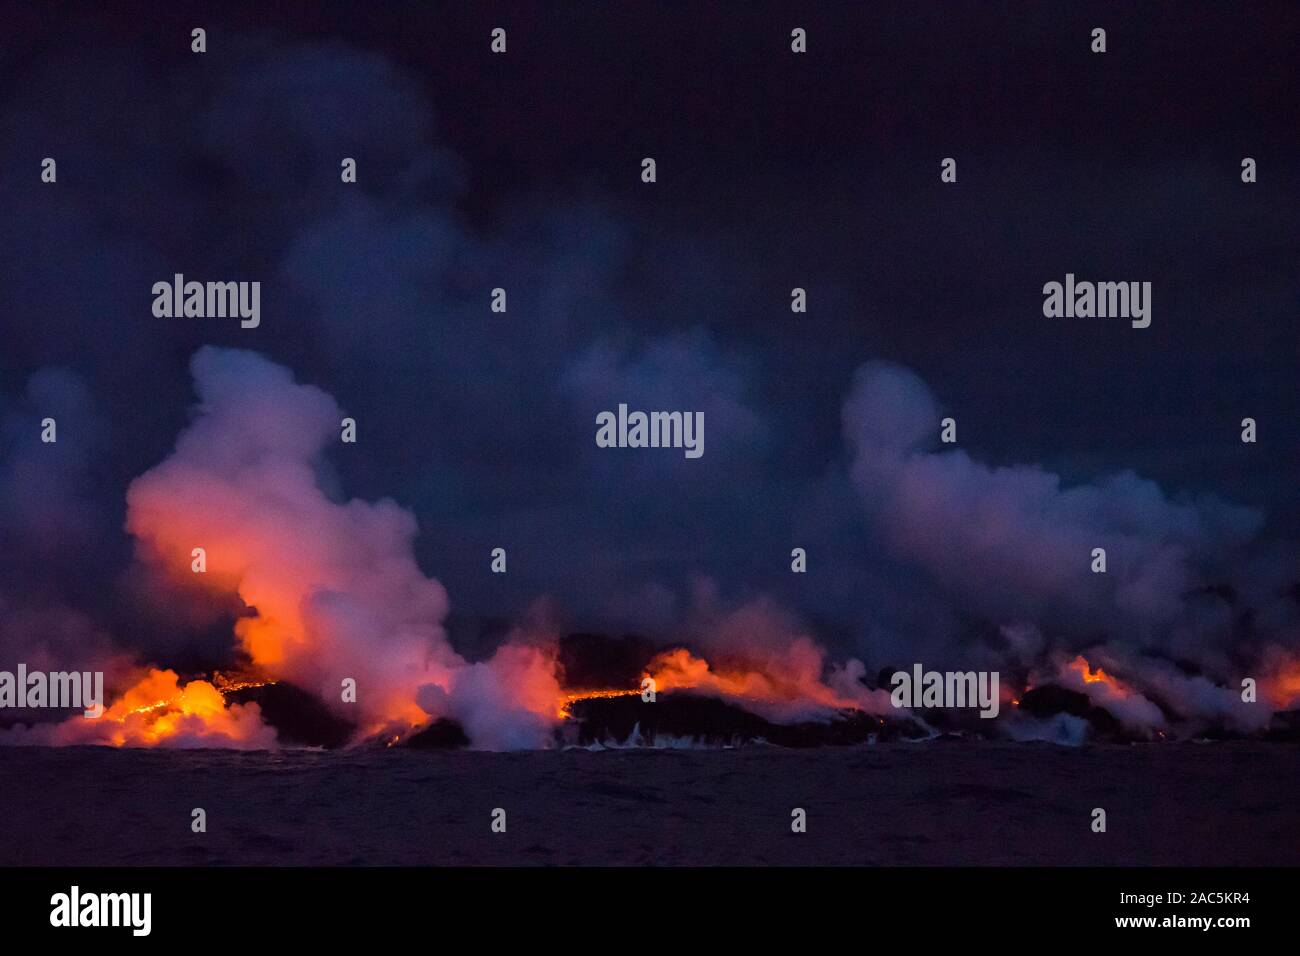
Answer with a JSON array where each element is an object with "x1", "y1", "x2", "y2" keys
[
  {"x1": 645, "y1": 646, "x2": 863, "y2": 710},
  {"x1": 53, "y1": 668, "x2": 277, "y2": 748},
  {"x1": 1066, "y1": 655, "x2": 1128, "y2": 696},
  {"x1": 1265, "y1": 659, "x2": 1300, "y2": 709},
  {"x1": 555, "y1": 687, "x2": 641, "y2": 719},
  {"x1": 558, "y1": 643, "x2": 876, "y2": 721}
]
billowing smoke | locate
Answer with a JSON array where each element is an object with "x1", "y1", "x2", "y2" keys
[
  {"x1": 843, "y1": 361, "x2": 1262, "y2": 631},
  {"x1": 0, "y1": 12, "x2": 1295, "y2": 759},
  {"x1": 642, "y1": 591, "x2": 892, "y2": 721},
  {"x1": 92, "y1": 347, "x2": 559, "y2": 749},
  {"x1": 841, "y1": 361, "x2": 1299, "y2": 734},
  {"x1": 3, "y1": 347, "x2": 1295, "y2": 750},
  {"x1": 125, "y1": 346, "x2": 456, "y2": 733},
  {"x1": 417, "y1": 642, "x2": 561, "y2": 752}
]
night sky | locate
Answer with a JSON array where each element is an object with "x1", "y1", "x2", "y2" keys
[{"x1": 1, "y1": 1, "x2": 1297, "y2": 678}]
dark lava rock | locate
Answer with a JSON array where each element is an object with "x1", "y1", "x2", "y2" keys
[
  {"x1": 1017, "y1": 684, "x2": 1124, "y2": 740},
  {"x1": 403, "y1": 717, "x2": 471, "y2": 749},
  {"x1": 1265, "y1": 710, "x2": 1300, "y2": 743},
  {"x1": 224, "y1": 682, "x2": 355, "y2": 748},
  {"x1": 566, "y1": 691, "x2": 927, "y2": 747}
]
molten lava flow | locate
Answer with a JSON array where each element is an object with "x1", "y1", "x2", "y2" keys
[
  {"x1": 647, "y1": 646, "x2": 861, "y2": 709},
  {"x1": 1066, "y1": 654, "x2": 1129, "y2": 696},
  {"x1": 556, "y1": 688, "x2": 641, "y2": 719},
  {"x1": 559, "y1": 640, "x2": 887, "y2": 725},
  {"x1": 48, "y1": 668, "x2": 278, "y2": 748},
  {"x1": 1053, "y1": 652, "x2": 1167, "y2": 736},
  {"x1": 210, "y1": 671, "x2": 275, "y2": 694}
]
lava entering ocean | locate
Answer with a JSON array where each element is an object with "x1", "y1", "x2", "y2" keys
[
  {"x1": 3, "y1": 348, "x2": 1298, "y2": 752},
  {"x1": 4, "y1": 668, "x2": 277, "y2": 749},
  {"x1": 9, "y1": 638, "x2": 1300, "y2": 751}
]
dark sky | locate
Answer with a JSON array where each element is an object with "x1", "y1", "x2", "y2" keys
[{"x1": 1, "y1": 2, "x2": 1296, "y2": 673}]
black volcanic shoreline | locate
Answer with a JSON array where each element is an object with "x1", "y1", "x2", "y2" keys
[{"x1": 1, "y1": 742, "x2": 1295, "y2": 866}]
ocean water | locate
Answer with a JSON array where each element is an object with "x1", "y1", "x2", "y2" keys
[{"x1": 0, "y1": 741, "x2": 1295, "y2": 866}]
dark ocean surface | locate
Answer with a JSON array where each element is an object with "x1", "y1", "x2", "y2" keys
[{"x1": 1, "y1": 742, "x2": 1294, "y2": 866}]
